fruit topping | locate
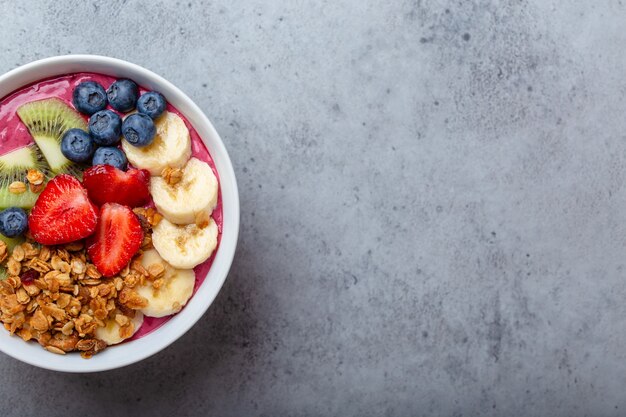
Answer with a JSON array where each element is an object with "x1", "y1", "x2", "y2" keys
[
  {"x1": 86, "y1": 203, "x2": 143, "y2": 277},
  {"x1": 17, "y1": 98, "x2": 88, "y2": 177},
  {"x1": 60, "y1": 128, "x2": 96, "y2": 163},
  {"x1": 121, "y1": 111, "x2": 191, "y2": 175},
  {"x1": 95, "y1": 310, "x2": 144, "y2": 345},
  {"x1": 0, "y1": 234, "x2": 25, "y2": 251},
  {"x1": 152, "y1": 217, "x2": 218, "y2": 269},
  {"x1": 106, "y1": 79, "x2": 139, "y2": 112},
  {"x1": 122, "y1": 113, "x2": 156, "y2": 148},
  {"x1": 151, "y1": 157, "x2": 218, "y2": 224},
  {"x1": 29, "y1": 174, "x2": 99, "y2": 245},
  {"x1": 0, "y1": 207, "x2": 28, "y2": 237},
  {"x1": 83, "y1": 164, "x2": 150, "y2": 207},
  {"x1": 20, "y1": 269, "x2": 40, "y2": 285},
  {"x1": 92, "y1": 147, "x2": 128, "y2": 171},
  {"x1": 88, "y1": 109, "x2": 122, "y2": 146},
  {"x1": 135, "y1": 249, "x2": 195, "y2": 318},
  {"x1": 72, "y1": 81, "x2": 107, "y2": 115},
  {"x1": 137, "y1": 91, "x2": 167, "y2": 119},
  {"x1": 0, "y1": 144, "x2": 51, "y2": 209}
]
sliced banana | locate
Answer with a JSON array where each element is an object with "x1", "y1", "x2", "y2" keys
[
  {"x1": 95, "y1": 311, "x2": 144, "y2": 346},
  {"x1": 152, "y1": 217, "x2": 218, "y2": 269},
  {"x1": 135, "y1": 249, "x2": 196, "y2": 317},
  {"x1": 121, "y1": 111, "x2": 192, "y2": 175},
  {"x1": 150, "y1": 157, "x2": 218, "y2": 225}
]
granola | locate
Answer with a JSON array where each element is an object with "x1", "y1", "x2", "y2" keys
[
  {"x1": 26, "y1": 169, "x2": 45, "y2": 186},
  {"x1": 0, "y1": 238, "x2": 149, "y2": 359},
  {"x1": 8, "y1": 181, "x2": 27, "y2": 195},
  {"x1": 133, "y1": 207, "x2": 162, "y2": 228},
  {"x1": 161, "y1": 166, "x2": 183, "y2": 186}
]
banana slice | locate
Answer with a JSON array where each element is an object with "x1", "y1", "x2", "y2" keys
[
  {"x1": 121, "y1": 111, "x2": 192, "y2": 175},
  {"x1": 135, "y1": 249, "x2": 196, "y2": 317},
  {"x1": 150, "y1": 157, "x2": 218, "y2": 225},
  {"x1": 95, "y1": 311, "x2": 144, "y2": 346},
  {"x1": 152, "y1": 217, "x2": 218, "y2": 269}
]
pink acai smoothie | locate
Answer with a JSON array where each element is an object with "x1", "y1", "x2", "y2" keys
[{"x1": 0, "y1": 73, "x2": 223, "y2": 340}]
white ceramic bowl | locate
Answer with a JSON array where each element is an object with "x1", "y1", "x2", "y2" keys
[{"x1": 0, "y1": 55, "x2": 239, "y2": 372}]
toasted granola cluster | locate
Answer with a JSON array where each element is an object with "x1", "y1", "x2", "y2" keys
[
  {"x1": 161, "y1": 166, "x2": 183, "y2": 186},
  {"x1": 8, "y1": 168, "x2": 46, "y2": 197},
  {"x1": 0, "y1": 225, "x2": 162, "y2": 358}
]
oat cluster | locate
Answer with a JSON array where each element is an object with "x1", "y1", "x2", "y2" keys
[
  {"x1": 9, "y1": 168, "x2": 46, "y2": 195},
  {"x1": 161, "y1": 166, "x2": 183, "y2": 186},
  {"x1": 0, "y1": 210, "x2": 164, "y2": 359}
]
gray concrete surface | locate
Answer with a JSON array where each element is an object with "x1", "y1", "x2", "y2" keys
[{"x1": 0, "y1": 0, "x2": 625, "y2": 415}]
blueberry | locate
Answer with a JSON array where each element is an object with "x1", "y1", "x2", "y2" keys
[
  {"x1": 137, "y1": 91, "x2": 167, "y2": 119},
  {"x1": 89, "y1": 110, "x2": 122, "y2": 146},
  {"x1": 60, "y1": 128, "x2": 96, "y2": 163},
  {"x1": 73, "y1": 81, "x2": 107, "y2": 115},
  {"x1": 92, "y1": 147, "x2": 128, "y2": 171},
  {"x1": 122, "y1": 113, "x2": 156, "y2": 147},
  {"x1": 107, "y1": 79, "x2": 139, "y2": 112},
  {"x1": 0, "y1": 207, "x2": 28, "y2": 238}
]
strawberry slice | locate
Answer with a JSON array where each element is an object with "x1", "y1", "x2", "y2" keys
[
  {"x1": 29, "y1": 174, "x2": 99, "y2": 245},
  {"x1": 83, "y1": 165, "x2": 151, "y2": 207},
  {"x1": 86, "y1": 203, "x2": 143, "y2": 277}
]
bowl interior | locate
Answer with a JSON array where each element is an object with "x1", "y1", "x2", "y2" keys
[{"x1": 0, "y1": 55, "x2": 239, "y2": 372}]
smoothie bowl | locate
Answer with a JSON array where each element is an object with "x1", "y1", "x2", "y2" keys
[{"x1": 0, "y1": 55, "x2": 239, "y2": 372}]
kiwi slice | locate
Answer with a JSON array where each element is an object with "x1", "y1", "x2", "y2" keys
[
  {"x1": 17, "y1": 98, "x2": 87, "y2": 177},
  {"x1": 0, "y1": 144, "x2": 52, "y2": 209},
  {"x1": 0, "y1": 234, "x2": 24, "y2": 251},
  {"x1": 0, "y1": 235, "x2": 23, "y2": 280}
]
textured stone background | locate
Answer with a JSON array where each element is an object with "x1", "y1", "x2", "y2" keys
[{"x1": 1, "y1": 0, "x2": 626, "y2": 416}]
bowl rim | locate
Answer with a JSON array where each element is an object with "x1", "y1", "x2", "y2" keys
[{"x1": 0, "y1": 55, "x2": 239, "y2": 372}]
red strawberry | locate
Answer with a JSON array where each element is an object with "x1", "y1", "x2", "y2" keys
[
  {"x1": 83, "y1": 165, "x2": 150, "y2": 207},
  {"x1": 29, "y1": 174, "x2": 99, "y2": 245},
  {"x1": 86, "y1": 203, "x2": 143, "y2": 277}
]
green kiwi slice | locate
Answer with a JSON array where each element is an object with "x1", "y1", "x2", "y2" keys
[
  {"x1": 0, "y1": 144, "x2": 52, "y2": 209},
  {"x1": 0, "y1": 235, "x2": 26, "y2": 279},
  {"x1": 0, "y1": 234, "x2": 24, "y2": 251},
  {"x1": 17, "y1": 98, "x2": 87, "y2": 177}
]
